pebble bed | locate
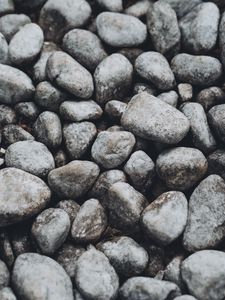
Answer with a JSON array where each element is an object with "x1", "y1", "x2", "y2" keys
[{"x1": 1, "y1": 0, "x2": 225, "y2": 299}]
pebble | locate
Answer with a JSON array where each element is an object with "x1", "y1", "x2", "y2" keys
[
  {"x1": 196, "y1": 86, "x2": 225, "y2": 111},
  {"x1": 33, "y1": 111, "x2": 62, "y2": 149},
  {"x1": 60, "y1": 100, "x2": 102, "y2": 122},
  {"x1": 105, "y1": 100, "x2": 127, "y2": 119},
  {"x1": 0, "y1": 13, "x2": 31, "y2": 42},
  {"x1": 0, "y1": 287, "x2": 16, "y2": 300},
  {"x1": 174, "y1": 297, "x2": 197, "y2": 300},
  {"x1": 12, "y1": 253, "x2": 73, "y2": 300},
  {"x1": 181, "y1": 250, "x2": 225, "y2": 300},
  {"x1": 15, "y1": 102, "x2": 40, "y2": 121},
  {"x1": 124, "y1": 0, "x2": 150, "y2": 18},
  {"x1": 56, "y1": 200, "x2": 80, "y2": 223},
  {"x1": 97, "y1": 236, "x2": 149, "y2": 277},
  {"x1": 160, "y1": 0, "x2": 202, "y2": 18},
  {"x1": 179, "y1": 3, "x2": 219, "y2": 54},
  {"x1": 141, "y1": 191, "x2": 188, "y2": 245},
  {"x1": 0, "y1": 64, "x2": 34, "y2": 105},
  {"x1": 0, "y1": 0, "x2": 14, "y2": 16},
  {"x1": 178, "y1": 83, "x2": 193, "y2": 102},
  {"x1": 96, "y1": 12, "x2": 147, "y2": 47},
  {"x1": 31, "y1": 208, "x2": 70, "y2": 255},
  {"x1": 208, "y1": 104, "x2": 225, "y2": 143},
  {"x1": 135, "y1": 52, "x2": 176, "y2": 91},
  {"x1": 164, "y1": 256, "x2": 184, "y2": 289},
  {"x1": 183, "y1": 175, "x2": 225, "y2": 251},
  {"x1": 108, "y1": 182, "x2": 147, "y2": 232},
  {"x1": 0, "y1": 168, "x2": 51, "y2": 226},
  {"x1": 171, "y1": 54, "x2": 222, "y2": 86},
  {"x1": 48, "y1": 160, "x2": 100, "y2": 199},
  {"x1": 157, "y1": 90, "x2": 178, "y2": 107},
  {"x1": 46, "y1": 51, "x2": 94, "y2": 99},
  {"x1": 119, "y1": 277, "x2": 180, "y2": 300},
  {"x1": 94, "y1": 53, "x2": 133, "y2": 105},
  {"x1": 219, "y1": 11, "x2": 225, "y2": 67},
  {"x1": 71, "y1": 199, "x2": 107, "y2": 243},
  {"x1": 91, "y1": 130, "x2": 135, "y2": 169},
  {"x1": 0, "y1": 105, "x2": 16, "y2": 126},
  {"x1": 39, "y1": 0, "x2": 91, "y2": 42},
  {"x1": 97, "y1": 0, "x2": 123, "y2": 12},
  {"x1": 208, "y1": 149, "x2": 225, "y2": 180},
  {"x1": 75, "y1": 247, "x2": 119, "y2": 300},
  {"x1": 156, "y1": 147, "x2": 207, "y2": 190},
  {"x1": 9, "y1": 23, "x2": 44, "y2": 65},
  {"x1": 180, "y1": 102, "x2": 216, "y2": 153},
  {"x1": 63, "y1": 29, "x2": 107, "y2": 71},
  {"x1": 5, "y1": 141, "x2": 55, "y2": 177},
  {"x1": 0, "y1": 259, "x2": 9, "y2": 289},
  {"x1": 121, "y1": 93, "x2": 190, "y2": 144},
  {"x1": 0, "y1": 33, "x2": 8, "y2": 64},
  {"x1": 147, "y1": 1, "x2": 180, "y2": 56}
]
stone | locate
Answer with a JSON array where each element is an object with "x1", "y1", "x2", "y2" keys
[
  {"x1": 48, "y1": 160, "x2": 100, "y2": 199},
  {"x1": 9, "y1": 23, "x2": 44, "y2": 65},
  {"x1": 63, "y1": 29, "x2": 107, "y2": 71},
  {"x1": 196, "y1": 86, "x2": 225, "y2": 111},
  {"x1": 0, "y1": 260, "x2": 9, "y2": 289},
  {"x1": 39, "y1": 0, "x2": 91, "y2": 42},
  {"x1": 183, "y1": 175, "x2": 225, "y2": 251},
  {"x1": 5, "y1": 141, "x2": 55, "y2": 177},
  {"x1": 181, "y1": 250, "x2": 225, "y2": 300},
  {"x1": 118, "y1": 48, "x2": 143, "y2": 64},
  {"x1": 33, "y1": 111, "x2": 62, "y2": 149},
  {"x1": 171, "y1": 54, "x2": 222, "y2": 86},
  {"x1": 157, "y1": 91, "x2": 178, "y2": 107},
  {"x1": 75, "y1": 247, "x2": 119, "y2": 300},
  {"x1": 208, "y1": 149, "x2": 225, "y2": 180},
  {"x1": 97, "y1": 236, "x2": 149, "y2": 277},
  {"x1": 164, "y1": 256, "x2": 184, "y2": 289},
  {"x1": 180, "y1": 102, "x2": 216, "y2": 153},
  {"x1": 56, "y1": 200, "x2": 80, "y2": 223},
  {"x1": 46, "y1": 51, "x2": 94, "y2": 99},
  {"x1": 0, "y1": 64, "x2": 34, "y2": 104},
  {"x1": 12, "y1": 253, "x2": 73, "y2": 300},
  {"x1": 174, "y1": 297, "x2": 197, "y2": 300},
  {"x1": 0, "y1": 0, "x2": 14, "y2": 16},
  {"x1": 147, "y1": 1, "x2": 180, "y2": 56},
  {"x1": 0, "y1": 33, "x2": 8, "y2": 64},
  {"x1": 121, "y1": 93, "x2": 190, "y2": 144},
  {"x1": 0, "y1": 288, "x2": 17, "y2": 300},
  {"x1": 0, "y1": 168, "x2": 51, "y2": 226},
  {"x1": 208, "y1": 104, "x2": 225, "y2": 143},
  {"x1": 97, "y1": 0, "x2": 123, "y2": 12},
  {"x1": 15, "y1": 102, "x2": 40, "y2": 121},
  {"x1": 94, "y1": 53, "x2": 133, "y2": 105},
  {"x1": 60, "y1": 100, "x2": 102, "y2": 122},
  {"x1": 141, "y1": 191, "x2": 188, "y2": 245},
  {"x1": 125, "y1": 0, "x2": 150, "y2": 18},
  {"x1": 178, "y1": 83, "x2": 193, "y2": 102},
  {"x1": 105, "y1": 100, "x2": 127, "y2": 119},
  {"x1": 31, "y1": 208, "x2": 70, "y2": 255},
  {"x1": 91, "y1": 131, "x2": 135, "y2": 169},
  {"x1": 135, "y1": 52, "x2": 175, "y2": 90},
  {"x1": 156, "y1": 147, "x2": 207, "y2": 190},
  {"x1": 219, "y1": 11, "x2": 225, "y2": 67},
  {"x1": 0, "y1": 105, "x2": 16, "y2": 126},
  {"x1": 71, "y1": 199, "x2": 107, "y2": 243},
  {"x1": 96, "y1": 12, "x2": 147, "y2": 47},
  {"x1": 160, "y1": 0, "x2": 202, "y2": 18}
]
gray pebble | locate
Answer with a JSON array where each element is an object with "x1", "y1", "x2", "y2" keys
[
  {"x1": 56, "y1": 200, "x2": 80, "y2": 223},
  {"x1": 133, "y1": 81, "x2": 157, "y2": 95},
  {"x1": 97, "y1": 0, "x2": 123, "y2": 12},
  {"x1": 125, "y1": 0, "x2": 150, "y2": 18},
  {"x1": 12, "y1": 253, "x2": 73, "y2": 300},
  {"x1": 54, "y1": 149, "x2": 68, "y2": 168},
  {"x1": 71, "y1": 199, "x2": 107, "y2": 243},
  {"x1": 15, "y1": 102, "x2": 40, "y2": 121},
  {"x1": 208, "y1": 149, "x2": 225, "y2": 180},
  {"x1": 0, "y1": 33, "x2": 8, "y2": 64},
  {"x1": 33, "y1": 111, "x2": 62, "y2": 149},
  {"x1": 171, "y1": 53, "x2": 222, "y2": 86},
  {"x1": 97, "y1": 236, "x2": 149, "y2": 277},
  {"x1": 94, "y1": 53, "x2": 133, "y2": 105},
  {"x1": 179, "y1": 2, "x2": 219, "y2": 54},
  {"x1": 5, "y1": 141, "x2": 55, "y2": 177},
  {"x1": 91, "y1": 130, "x2": 135, "y2": 169},
  {"x1": 178, "y1": 83, "x2": 193, "y2": 102},
  {"x1": 119, "y1": 277, "x2": 180, "y2": 300},
  {"x1": 156, "y1": 147, "x2": 207, "y2": 190},
  {"x1": 0, "y1": 288, "x2": 17, "y2": 300},
  {"x1": 121, "y1": 93, "x2": 190, "y2": 144},
  {"x1": 32, "y1": 208, "x2": 70, "y2": 255},
  {"x1": 118, "y1": 48, "x2": 143, "y2": 64},
  {"x1": 55, "y1": 243, "x2": 85, "y2": 278},
  {"x1": 63, "y1": 122, "x2": 97, "y2": 160},
  {"x1": 141, "y1": 191, "x2": 188, "y2": 245},
  {"x1": 196, "y1": 86, "x2": 225, "y2": 111},
  {"x1": 60, "y1": 100, "x2": 102, "y2": 122},
  {"x1": 181, "y1": 102, "x2": 216, "y2": 153},
  {"x1": 181, "y1": 250, "x2": 225, "y2": 300},
  {"x1": 3, "y1": 125, "x2": 34, "y2": 145},
  {"x1": 46, "y1": 51, "x2": 94, "y2": 99},
  {"x1": 208, "y1": 104, "x2": 225, "y2": 143},
  {"x1": 157, "y1": 90, "x2": 178, "y2": 107},
  {"x1": 183, "y1": 175, "x2": 225, "y2": 251},
  {"x1": 0, "y1": 0, "x2": 14, "y2": 16},
  {"x1": 9, "y1": 23, "x2": 44, "y2": 65},
  {"x1": 160, "y1": 0, "x2": 202, "y2": 18},
  {"x1": 0, "y1": 13, "x2": 31, "y2": 42},
  {"x1": 105, "y1": 100, "x2": 127, "y2": 119},
  {"x1": 0, "y1": 64, "x2": 34, "y2": 105},
  {"x1": 108, "y1": 182, "x2": 147, "y2": 232},
  {"x1": 48, "y1": 160, "x2": 100, "y2": 199},
  {"x1": 96, "y1": 12, "x2": 147, "y2": 47},
  {"x1": 135, "y1": 52, "x2": 175, "y2": 91},
  {"x1": 147, "y1": 1, "x2": 180, "y2": 56},
  {"x1": 39, "y1": 0, "x2": 91, "y2": 42},
  {"x1": 75, "y1": 247, "x2": 119, "y2": 300},
  {"x1": 0, "y1": 260, "x2": 9, "y2": 289},
  {"x1": 174, "y1": 296, "x2": 197, "y2": 300},
  {"x1": 0, "y1": 105, "x2": 16, "y2": 126},
  {"x1": 0, "y1": 168, "x2": 51, "y2": 226},
  {"x1": 219, "y1": 11, "x2": 225, "y2": 67},
  {"x1": 63, "y1": 29, "x2": 107, "y2": 71},
  {"x1": 164, "y1": 256, "x2": 184, "y2": 289}
]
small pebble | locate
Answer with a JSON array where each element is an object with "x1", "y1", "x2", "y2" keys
[
  {"x1": 178, "y1": 83, "x2": 193, "y2": 102},
  {"x1": 97, "y1": 0, "x2": 123, "y2": 12},
  {"x1": 157, "y1": 90, "x2": 178, "y2": 107},
  {"x1": 125, "y1": 0, "x2": 150, "y2": 18},
  {"x1": 105, "y1": 100, "x2": 127, "y2": 120}
]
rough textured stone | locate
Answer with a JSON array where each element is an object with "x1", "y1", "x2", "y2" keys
[
  {"x1": 164, "y1": 256, "x2": 184, "y2": 289},
  {"x1": 0, "y1": 105, "x2": 16, "y2": 126},
  {"x1": 105, "y1": 100, "x2": 127, "y2": 119},
  {"x1": 0, "y1": 33, "x2": 8, "y2": 64},
  {"x1": 178, "y1": 83, "x2": 193, "y2": 102},
  {"x1": 160, "y1": 0, "x2": 202, "y2": 18},
  {"x1": 3, "y1": 125, "x2": 34, "y2": 145},
  {"x1": 56, "y1": 200, "x2": 80, "y2": 223},
  {"x1": 196, "y1": 86, "x2": 225, "y2": 111},
  {"x1": 208, "y1": 149, "x2": 225, "y2": 180},
  {"x1": 14, "y1": 102, "x2": 40, "y2": 121},
  {"x1": 125, "y1": 0, "x2": 150, "y2": 18}
]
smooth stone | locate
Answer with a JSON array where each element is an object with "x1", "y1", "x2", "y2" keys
[
  {"x1": 183, "y1": 175, "x2": 225, "y2": 251},
  {"x1": 97, "y1": 0, "x2": 123, "y2": 12},
  {"x1": 0, "y1": 260, "x2": 9, "y2": 289},
  {"x1": 46, "y1": 51, "x2": 94, "y2": 99},
  {"x1": 164, "y1": 256, "x2": 184, "y2": 289},
  {"x1": 0, "y1": 168, "x2": 51, "y2": 226},
  {"x1": 0, "y1": 287, "x2": 17, "y2": 300},
  {"x1": 121, "y1": 93, "x2": 190, "y2": 144},
  {"x1": 56, "y1": 200, "x2": 80, "y2": 223},
  {"x1": 0, "y1": 64, "x2": 34, "y2": 104},
  {"x1": 96, "y1": 12, "x2": 147, "y2": 47},
  {"x1": 178, "y1": 83, "x2": 193, "y2": 102},
  {"x1": 174, "y1": 296, "x2": 197, "y2": 300},
  {"x1": 196, "y1": 86, "x2": 225, "y2": 111},
  {"x1": 12, "y1": 253, "x2": 73, "y2": 300},
  {"x1": 208, "y1": 104, "x2": 225, "y2": 143},
  {"x1": 208, "y1": 149, "x2": 225, "y2": 180},
  {"x1": 160, "y1": 0, "x2": 202, "y2": 18},
  {"x1": 48, "y1": 160, "x2": 100, "y2": 199},
  {"x1": 158, "y1": 91, "x2": 178, "y2": 107},
  {"x1": 124, "y1": 0, "x2": 150, "y2": 18},
  {"x1": 0, "y1": 33, "x2": 8, "y2": 64},
  {"x1": 105, "y1": 100, "x2": 127, "y2": 119},
  {"x1": 0, "y1": 0, "x2": 14, "y2": 16}
]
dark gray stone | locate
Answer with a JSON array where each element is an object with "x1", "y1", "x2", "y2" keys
[
  {"x1": 160, "y1": 0, "x2": 202, "y2": 18},
  {"x1": 15, "y1": 102, "x2": 40, "y2": 121},
  {"x1": 56, "y1": 200, "x2": 80, "y2": 223},
  {"x1": 208, "y1": 104, "x2": 225, "y2": 143},
  {"x1": 0, "y1": 105, "x2": 16, "y2": 126},
  {"x1": 196, "y1": 87, "x2": 225, "y2": 111}
]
